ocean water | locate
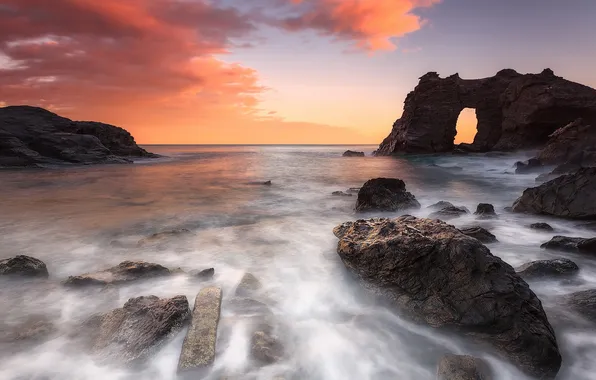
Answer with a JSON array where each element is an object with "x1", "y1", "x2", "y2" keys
[{"x1": 0, "y1": 145, "x2": 595, "y2": 380}]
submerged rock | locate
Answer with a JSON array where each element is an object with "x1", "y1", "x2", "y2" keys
[
  {"x1": 561, "y1": 289, "x2": 596, "y2": 322},
  {"x1": 540, "y1": 236, "x2": 596, "y2": 254},
  {"x1": 64, "y1": 261, "x2": 171, "y2": 287},
  {"x1": 0, "y1": 315, "x2": 57, "y2": 343},
  {"x1": 333, "y1": 216, "x2": 561, "y2": 379},
  {"x1": 516, "y1": 258, "x2": 579, "y2": 280},
  {"x1": 458, "y1": 227, "x2": 498, "y2": 244},
  {"x1": 81, "y1": 295, "x2": 190, "y2": 365},
  {"x1": 331, "y1": 191, "x2": 352, "y2": 197},
  {"x1": 429, "y1": 206, "x2": 469, "y2": 220},
  {"x1": 343, "y1": 150, "x2": 365, "y2": 157},
  {"x1": 0, "y1": 255, "x2": 49, "y2": 278},
  {"x1": 474, "y1": 203, "x2": 497, "y2": 219},
  {"x1": 355, "y1": 178, "x2": 420, "y2": 213},
  {"x1": 512, "y1": 168, "x2": 596, "y2": 219},
  {"x1": 235, "y1": 272, "x2": 262, "y2": 297},
  {"x1": 515, "y1": 158, "x2": 543, "y2": 174},
  {"x1": 178, "y1": 287, "x2": 222, "y2": 373},
  {"x1": 251, "y1": 322, "x2": 284, "y2": 365},
  {"x1": 189, "y1": 268, "x2": 215, "y2": 280},
  {"x1": 427, "y1": 201, "x2": 455, "y2": 211},
  {"x1": 529, "y1": 223, "x2": 554, "y2": 232},
  {"x1": 137, "y1": 228, "x2": 192, "y2": 247},
  {"x1": 437, "y1": 354, "x2": 491, "y2": 380}
]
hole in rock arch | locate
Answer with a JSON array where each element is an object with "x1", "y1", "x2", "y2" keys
[{"x1": 454, "y1": 108, "x2": 478, "y2": 144}]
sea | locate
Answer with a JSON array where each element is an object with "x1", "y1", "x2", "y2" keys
[{"x1": 0, "y1": 144, "x2": 595, "y2": 380}]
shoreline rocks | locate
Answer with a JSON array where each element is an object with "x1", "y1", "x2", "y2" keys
[
  {"x1": 64, "y1": 261, "x2": 172, "y2": 287},
  {"x1": 516, "y1": 258, "x2": 579, "y2": 280},
  {"x1": 333, "y1": 216, "x2": 561, "y2": 378},
  {"x1": 355, "y1": 178, "x2": 420, "y2": 213},
  {"x1": 0, "y1": 255, "x2": 49, "y2": 278}
]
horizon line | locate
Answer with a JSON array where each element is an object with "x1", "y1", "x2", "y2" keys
[{"x1": 139, "y1": 143, "x2": 380, "y2": 146}]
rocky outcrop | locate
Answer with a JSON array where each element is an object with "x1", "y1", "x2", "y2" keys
[
  {"x1": 428, "y1": 201, "x2": 456, "y2": 210},
  {"x1": 512, "y1": 168, "x2": 596, "y2": 219},
  {"x1": 374, "y1": 69, "x2": 596, "y2": 155},
  {"x1": 333, "y1": 216, "x2": 561, "y2": 379},
  {"x1": 474, "y1": 204, "x2": 497, "y2": 219},
  {"x1": 458, "y1": 227, "x2": 498, "y2": 244},
  {"x1": 536, "y1": 118, "x2": 596, "y2": 165},
  {"x1": 0, "y1": 255, "x2": 49, "y2": 278},
  {"x1": 0, "y1": 106, "x2": 158, "y2": 167},
  {"x1": 561, "y1": 290, "x2": 596, "y2": 322},
  {"x1": 541, "y1": 236, "x2": 596, "y2": 254},
  {"x1": 342, "y1": 150, "x2": 365, "y2": 157},
  {"x1": 516, "y1": 258, "x2": 579, "y2": 280},
  {"x1": 178, "y1": 287, "x2": 222, "y2": 373},
  {"x1": 64, "y1": 261, "x2": 171, "y2": 287},
  {"x1": 429, "y1": 206, "x2": 469, "y2": 220},
  {"x1": 355, "y1": 178, "x2": 420, "y2": 212},
  {"x1": 437, "y1": 355, "x2": 491, "y2": 380},
  {"x1": 81, "y1": 295, "x2": 190, "y2": 365}
]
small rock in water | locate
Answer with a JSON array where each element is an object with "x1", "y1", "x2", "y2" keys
[
  {"x1": 235, "y1": 272, "x2": 262, "y2": 297},
  {"x1": 429, "y1": 206, "x2": 469, "y2": 220},
  {"x1": 250, "y1": 322, "x2": 284, "y2": 365},
  {"x1": 474, "y1": 203, "x2": 497, "y2": 219},
  {"x1": 189, "y1": 268, "x2": 215, "y2": 280},
  {"x1": 529, "y1": 223, "x2": 554, "y2": 232},
  {"x1": 248, "y1": 180, "x2": 272, "y2": 186},
  {"x1": 342, "y1": 150, "x2": 365, "y2": 157},
  {"x1": 355, "y1": 178, "x2": 420, "y2": 213},
  {"x1": 515, "y1": 158, "x2": 543, "y2": 174},
  {"x1": 0, "y1": 255, "x2": 49, "y2": 278},
  {"x1": 228, "y1": 297, "x2": 271, "y2": 316},
  {"x1": 561, "y1": 289, "x2": 596, "y2": 322},
  {"x1": 427, "y1": 201, "x2": 455, "y2": 211},
  {"x1": 516, "y1": 258, "x2": 579, "y2": 280},
  {"x1": 346, "y1": 187, "x2": 361, "y2": 194},
  {"x1": 331, "y1": 191, "x2": 352, "y2": 197},
  {"x1": 64, "y1": 260, "x2": 171, "y2": 287},
  {"x1": 541, "y1": 236, "x2": 596, "y2": 255},
  {"x1": 178, "y1": 287, "x2": 222, "y2": 373},
  {"x1": 459, "y1": 227, "x2": 498, "y2": 244},
  {"x1": 437, "y1": 354, "x2": 491, "y2": 380},
  {"x1": 0, "y1": 315, "x2": 57, "y2": 343}
]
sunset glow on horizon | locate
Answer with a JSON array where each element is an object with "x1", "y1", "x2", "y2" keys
[{"x1": 1, "y1": 0, "x2": 595, "y2": 145}]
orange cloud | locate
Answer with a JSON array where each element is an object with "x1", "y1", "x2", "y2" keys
[{"x1": 283, "y1": 0, "x2": 441, "y2": 51}]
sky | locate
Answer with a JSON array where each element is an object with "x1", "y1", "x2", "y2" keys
[{"x1": 1, "y1": 0, "x2": 595, "y2": 145}]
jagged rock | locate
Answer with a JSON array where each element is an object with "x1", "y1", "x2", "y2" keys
[
  {"x1": 0, "y1": 255, "x2": 49, "y2": 278},
  {"x1": 458, "y1": 227, "x2": 498, "y2": 243},
  {"x1": 429, "y1": 206, "x2": 469, "y2": 220},
  {"x1": 529, "y1": 223, "x2": 554, "y2": 231},
  {"x1": 375, "y1": 69, "x2": 596, "y2": 155},
  {"x1": 0, "y1": 105, "x2": 158, "y2": 167},
  {"x1": 190, "y1": 268, "x2": 215, "y2": 280},
  {"x1": 250, "y1": 321, "x2": 284, "y2": 365},
  {"x1": 474, "y1": 203, "x2": 497, "y2": 219},
  {"x1": 514, "y1": 158, "x2": 543, "y2": 174},
  {"x1": 235, "y1": 272, "x2": 262, "y2": 297},
  {"x1": 178, "y1": 287, "x2": 222, "y2": 373},
  {"x1": 81, "y1": 295, "x2": 190, "y2": 365},
  {"x1": 540, "y1": 236, "x2": 596, "y2": 254},
  {"x1": 64, "y1": 261, "x2": 171, "y2": 287},
  {"x1": 427, "y1": 201, "x2": 455, "y2": 210},
  {"x1": 355, "y1": 178, "x2": 420, "y2": 212},
  {"x1": 536, "y1": 118, "x2": 596, "y2": 165},
  {"x1": 512, "y1": 168, "x2": 596, "y2": 219},
  {"x1": 516, "y1": 258, "x2": 579, "y2": 280},
  {"x1": 560, "y1": 289, "x2": 596, "y2": 322},
  {"x1": 331, "y1": 191, "x2": 352, "y2": 197},
  {"x1": 437, "y1": 354, "x2": 491, "y2": 380},
  {"x1": 333, "y1": 216, "x2": 561, "y2": 379},
  {"x1": 342, "y1": 150, "x2": 365, "y2": 157},
  {"x1": 0, "y1": 315, "x2": 56, "y2": 343},
  {"x1": 137, "y1": 228, "x2": 192, "y2": 247}
]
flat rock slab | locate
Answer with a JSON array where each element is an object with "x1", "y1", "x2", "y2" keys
[
  {"x1": 64, "y1": 261, "x2": 171, "y2": 287},
  {"x1": 0, "y1": 255, "x2": 49, "y2": 278},
  {"x1": 178, "y1": 286, "x2": 222, "y2": 373}
]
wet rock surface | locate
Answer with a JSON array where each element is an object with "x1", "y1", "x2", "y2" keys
[
  {"x1": 64, "y1": 261, "x2": 172, "y2": 287},
  {"x1": 355, "y1": 178, "x2": 420, "y2": 213},
  {"x1": 458, "y1": 227, "x2": 498, "y2": 244},
  {"x1": 540, "y1": 236, "x2": 596, "y2": 254},
  {"x1": 428, "y1": 201, "x2": 455, "y2": 210},
  {"x1": 536, "y1": 118, "x2": 596, "y2": 166},
  {"x1": 342, "y1": 150, "x2": 365, "y2": 157},
  {"x1": 429, "y1": 206, "x2": 469, "y2": 220},
  {"x1": 0, "y1": 255, "x2": 49, "y2": 278},
  {"x1": 512, "y1": 168, "x2": 596, "y2": 219},
  {"x1": 529, "y1": 222, "x2": 554, "y2": 231},
  {"x1": 516, "y1": 258, "x2": 579, "y2": 280},
  {"x1": 437, "y1": 354, "x2": 491, "y2": 380},
  {"x1": 333, "y1": 216, "x2": 561, "y2": 379},
  {"x1": 80, "y1": 295, "x2": 190, "y2": 365},
  {"x1": 474, "y1": 203, "x2": 497, "y2": 219}
]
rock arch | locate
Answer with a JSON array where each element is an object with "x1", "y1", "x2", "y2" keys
[{"x1": 375, "y1": 69, "x2": 596, "y2": 155}]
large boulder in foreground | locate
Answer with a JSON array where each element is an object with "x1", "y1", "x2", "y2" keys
[
  {"x1": 64, "y1": 261, "x2": 171, "y2": 287},
  {"x1": 355, "y1": 178, "x2": 420, "y2": 213},
  {"x1": 0, "y1": 255, "x2": 49, "y2": 278},
  {"x1": 333, "y1": 216, "x2": 561, "y2": 379},
  {"x1": 81, "y1": 295, "x2": 190, "y2": 365},
  {"x1": 512, "y1": 168, "x2": 596, "y2": 219},
  {"x1": 437, "y1": 354, "x2": 491, "y2": 380}
]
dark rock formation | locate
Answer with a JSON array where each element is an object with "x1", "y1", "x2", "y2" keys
[
  {"x1": 346, "y1": 187, "x2": 361, "y2": 194},
  {"x1": 516, "y1": 258, "x2": 579, "y2": 280},
  {"x1": 512, "y1": 168, "x2": 596, "y2": 219},
  {"x1": 333, "y1": 216, "x2": 561, "y2": 379},
  {"x1": 437, "y1": 354, "x2": 491, "y2": 380},
  {"x1": 374, "y1": 69, "x2": 596, "y2": 155},
  {"x1": 429, "y1": 206, "x2": 469, "y2": 220},
  {"x1": 514, "y1": 158, "x2": 543, "y2": 174},
  {"x1": 529, "y1": 223, "x2": 554, "y2": 232},
  {"x1": 178, "y1": 287, "x2": 222, "y2": 373},
  {"x1": 331, "y1": 191, "x2": 352, "y2": 197},
  {"x1": 190, "y1": 268, "x2": 215, "y2": 280},
  {"x1": 540, "y1": 236, "x2": 596, "y2": 254},
  {"x1": 458, "y1": 227, "x2": 498, "y2": 244},
  {"x1": 235, "y1": 272, "x2": 262, "y2": 297},
  {"x1": 561, "y1": 289, "x2": 596, "y2": 322},
  {"x1": 0, "y1": 255, "x2": 49, "y2": 278},
  {"x1": 342, "y1": 150, "x2": 365, "y2": 157},
  {"x1": 474, "y1": 203, "x2": 497, "y2": 219},
  {"x1": 0, "y1": 105, "x2": 158, "y2": 167},
  {"x1": 355, "y1": 178, "x2": 420, "y2": 212},
  {"x1": 81, "y1": 295, "x2": 190, "y2": 365},
  {"x1": 536, "y1": 118, "x2": 596, "y2": 165},
  {"x1": 64, "y1": 261, "x2": 171, "y2": 287}
]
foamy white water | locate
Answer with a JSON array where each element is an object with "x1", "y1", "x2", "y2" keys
[{"x1": 0, "y1": 145, "x2": 594, "y2": 380}]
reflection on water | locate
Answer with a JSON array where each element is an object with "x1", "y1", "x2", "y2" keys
[{"x1": 0, "y1": 145, "x2": 595, "y2": 380}]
